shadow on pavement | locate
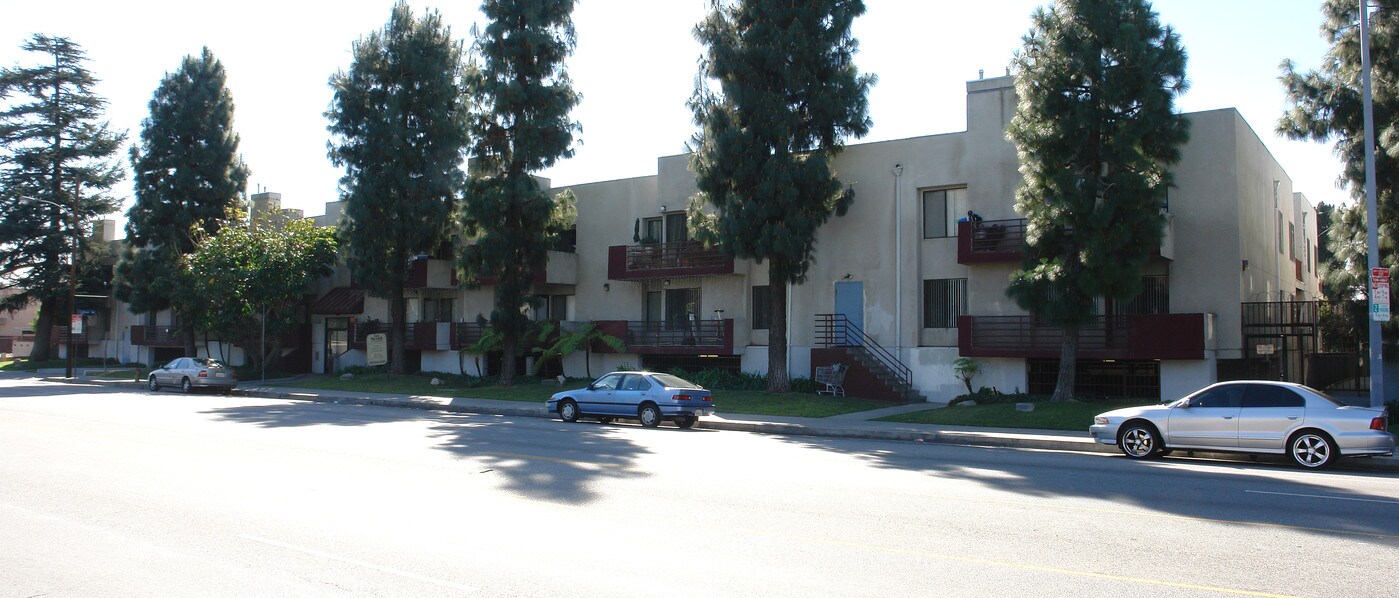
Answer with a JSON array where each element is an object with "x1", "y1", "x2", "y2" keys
[
  {"x1": 425, "y1": 415, "x2": 651, "y2": 504},
  {"x1": 769, "y1": 433, "x2": 1399, "y2": 541},
  {"x1": 201, "y1": 398, "x2": 649, "y2": 505}
]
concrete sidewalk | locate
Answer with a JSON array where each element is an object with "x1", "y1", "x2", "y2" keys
[{"x1": 53, "y1": 373, "x2": 1399, "y2": 474}]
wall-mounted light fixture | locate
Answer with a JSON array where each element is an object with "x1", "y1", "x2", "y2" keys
[
  {"x1": 664, "y1": 279, "x2": 671, "y2": 287},
  {"x1": 603, "y1": 283, "x2": 610, "y2": 292},
  {"x1": 658, "y1": 205, "x2": 667, "y2": 213},
  {"x1": 842, "y1": 273, "x2": 853, "y2": 280}
]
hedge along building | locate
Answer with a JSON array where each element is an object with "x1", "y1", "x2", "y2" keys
[{"x1": 289, "y1": 74, "x2": 1322, "y2": 401}]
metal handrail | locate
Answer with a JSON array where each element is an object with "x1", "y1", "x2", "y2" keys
[{"x1": 814, "y1": 314, "x2": 912, "y2": 389}]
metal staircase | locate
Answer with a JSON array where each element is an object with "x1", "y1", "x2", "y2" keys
[{"x1": 814, "y1": 314, "x2": 924, "y2": 402}]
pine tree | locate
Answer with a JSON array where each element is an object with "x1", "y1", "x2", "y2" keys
[
  {"x1": 327, "y1": 2, "x2": 471, "y2": 375},
  {"x1": 0, "y1": 34, "x2": 125, "y2": 361},
  {"x1": 688, "y1": 0, "x2": 874, "y2": 393},
  {"x1": 1280, "y1": 0, "x2": 1397, "y2": 271},
  {"x1": 459, "y1": 0, "x2": 580, "y2": 387},
  {"x1": 115, "y1": 47, "x2": 248, "y2": 357},
  {"x1": 1005, "y1": 0, "x2": 1189, "y2": 401}
]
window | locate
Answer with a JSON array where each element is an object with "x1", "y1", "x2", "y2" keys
[
  {"x1": 1188, "y1": 384, "x2": 1244, "y2": 408},
  {"x1": 922, "y1": 278, "x2": 967, "y2": 328},
  {"x1": 423, "y1": 297, "x2": 453, "y2": 322},
  {"x1": 922, "y1": 187, "x2": 966, "y2": 238},
  {"x1": 645, "y1": 291, "x2": 663, "y2": 322},
  {"x1": 1243, "y1": 384, "x2": 1304, "y2": 408},
  {"x1": 642, "y1": 218, "x2": 662, "y2": 243},
  {"x1": 665, "y1": 212, "x2": 688, "y2": 243},
  {"x1": 1288, "y1": 223, "x2": 1295, "y2": 259},
  {"x1": 528, "y1": 294, "x2": 571, "y2": 321},
  {"x1": 1305, "y1": 244, "x2": 1311, "y2": 273},
  {"x1": 752, "y1": 285, "x2": 772, "y2": 329}
]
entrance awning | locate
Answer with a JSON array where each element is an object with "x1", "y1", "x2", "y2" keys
[{"x1": 311, "y1": 288, "x2": 365, "y2": 315}]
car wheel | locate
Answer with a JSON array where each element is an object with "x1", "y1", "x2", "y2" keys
[
  {"x1": 597, "y1": 417, "x2": 613, "y2": 424},
  {"x1": 148, "y1": 376, "x2": 160, "y2": 392},
  {"x1": 559, "y1": 399, "x2": 579, "y2": 423},
  {"x1": 638, "y1": 403, "x2": 661, "y2": 428},
  {"x1": 1118, "y1": 421, "x2": 1162, "y2": 459},
  {"x1": 1288, "y1": 430, "x2": 1335, "y2": 469},
  {"x1": 181, "y1": 377, "x2": 192, "y2": 394},
  {"x1": 676, "y1": 416, "x2": 697, "y2": 430}
]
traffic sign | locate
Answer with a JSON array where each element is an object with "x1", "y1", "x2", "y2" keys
[
  {"x1": 77, "y1": 309, "x2": 97, "y2": 316},
  {"x1": 1374, "y1": 267, "x2": 1392, "y2": 322}
]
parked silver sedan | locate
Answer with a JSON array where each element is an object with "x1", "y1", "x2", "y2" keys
[
  {"x1": 148, "y1": 357, "x2": 238, "y2": 394},
  {"x1": 547, "y1": 371, "x2": 715, "y2": 428},
  {"x1": 1090, "y1": 380, "x2": 1393, "y2": 468}
]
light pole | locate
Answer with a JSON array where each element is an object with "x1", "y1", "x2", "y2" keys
[{"x1": 19, "y1": 194, "x2": 79, "y2": 378}]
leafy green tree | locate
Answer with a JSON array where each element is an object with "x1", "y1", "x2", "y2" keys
[
  {"x1": 0, "y1": 34, "x2": 124, "y2": 361},
  {"x1": 115, "y1": 47, "x2": 248, "y2": 357},
  {"x1": 182, "y1": 217, "x2": 338, "y2": 372},
  {"x1": 459, "y1": 0, "x2": 581, "y2": 387},
  {"x1": 688, "y1": 0, "x2": 874, "y2": 393},
  {"x1": 1005, "y1": 0, "x2": 1189, "y2": 401},
  {"x1": 327, "y1": 1, "x2": 471, "y2": 375}
]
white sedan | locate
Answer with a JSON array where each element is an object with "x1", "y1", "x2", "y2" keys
[{"x1": 1090, "y1": 380, "x2": 1393, "y2": 468}]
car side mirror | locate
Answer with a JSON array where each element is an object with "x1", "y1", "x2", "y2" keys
[
  {"x1": 585, "y1": 383, "x2": 595, "y2": 391},
  {"x1": 1176, "y1": 400, "x2": 1189, "y2": 409}
]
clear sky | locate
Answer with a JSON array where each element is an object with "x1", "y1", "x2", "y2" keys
[{"x1": 1, "y1": 1, "x2": 1351, "y2": 235}]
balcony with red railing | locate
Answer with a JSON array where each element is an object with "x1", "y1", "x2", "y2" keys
[
  {"x1": 956, "y1": 219, "x2": 1026, "y2": 264},
  {"x1": 131, "y1": 325, "x2": 182, "y2": 347},
  {"x1": 957, "y1": 313, "x2": 1206, "y2": 360},
  {"x1": 592, "y1": 319, "x2": 733, "y2": 355},
  {"x1": 607, "y1": 241, "x2": 734, "y2": 281}
]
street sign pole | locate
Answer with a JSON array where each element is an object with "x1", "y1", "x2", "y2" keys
[{"x1": 1359, "y1": 2, "x2": 1386, "y2": 408}]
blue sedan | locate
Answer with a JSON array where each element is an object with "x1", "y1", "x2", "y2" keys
[{"x1": 548, "y1": 371, "x2": 715, "y2": 429}]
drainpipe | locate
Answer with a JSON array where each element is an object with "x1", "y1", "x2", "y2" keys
[
  {"x1": 892, "y1": 164, "x2": 903, "y2": 359},
  {"x1": 1273, "y1": 179, "x2": 1281, "y2": 302}
]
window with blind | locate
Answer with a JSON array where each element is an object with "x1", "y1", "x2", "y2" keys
[
  {"x1": 922, "y1": 278, "x2": 967, "y2": 328},
  {"x1": 751, "y1": 285, "x2": 771, "y2": 330}
]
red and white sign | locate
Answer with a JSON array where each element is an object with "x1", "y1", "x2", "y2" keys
[
  {"x1": 1373, "y1": 268, "x2": 1391, "y2": 322},
  {"x1": 70, "y1": 314, "x2": 83, "y2": 335}
]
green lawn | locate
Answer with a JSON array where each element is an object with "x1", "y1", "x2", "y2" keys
[
  {"x1": 877, "y1": 399, "x2": 1157, "y2": 432},
  {"x1": 268, "y1": 374, "x2": 893, "y2": 417}
]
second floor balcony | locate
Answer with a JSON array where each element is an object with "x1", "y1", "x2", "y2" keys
[
  {"x1": 131, "y1": 324, "x2": 182, "y2": 347},
  {"x1": 957, "y1": 313, "x2": 1206, "y2": 361},
  {"x1": 607, "y1": 241, "x2": 734, "y2": 281},
  {"x1": 957, "y1": 215, "x2": 1175, "y2": 265}
]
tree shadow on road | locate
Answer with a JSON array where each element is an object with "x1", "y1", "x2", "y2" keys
[
  {"x1": 424, "y1": 416, "x2": 652, "y2": 505},
  {"x1": 766, "y1": 432, "x2": 1399, "y2": 541},
  {"x1": 201, "y1": 399, "x2": 650, "y2": 505}
]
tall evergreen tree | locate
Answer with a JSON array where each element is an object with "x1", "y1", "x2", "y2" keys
[
  {"x1": 1280, "y1": 0, "x2": 1397, "y2": 274},
  {"x1": 459, "y1": 0, "x2": 580, "y2": 387},
  {"x1": 327, "y1": 2, "x2": 471, "y2": 375},
  {"x1": 115, "y1": 47, "x2": 248, "y2": 357},
  {"x1": 688, "y1": 0, "x2": 874, "y2": 393},
  {"x1": 1005, "y1": 0, "x2": 1189, "y2": 401},
  {"x1": 0, "y1": 34, "x2": 124, "y2": 361}
]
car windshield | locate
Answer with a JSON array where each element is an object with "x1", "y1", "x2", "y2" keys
[
  {"x1": 192, "y1": 358, "x2": 227, "y2": 368},
  {"x1": 650, "y1": 373, "x2": 702, "y2": 389}
]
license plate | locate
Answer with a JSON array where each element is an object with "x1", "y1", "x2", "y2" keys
[{"x1": 215, "y1": 373, "x2": 226, "y2": 378}]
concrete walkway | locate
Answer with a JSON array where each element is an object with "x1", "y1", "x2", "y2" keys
[{"x1": 43, "y1": 372, "x2": 1399, "y2": 474}]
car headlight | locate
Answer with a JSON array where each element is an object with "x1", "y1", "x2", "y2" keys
[{"x1": 1093, "y1": 416, "x2": 1109, "y2": 425}]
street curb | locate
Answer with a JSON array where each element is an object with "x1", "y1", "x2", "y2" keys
[{"x1": 61, "y1": 378, "x2": 1399, "y2": 474}]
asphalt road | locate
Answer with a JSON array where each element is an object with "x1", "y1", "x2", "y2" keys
[{"x1": 2, "y1": 376, "x2": 1396, "y2": 597}]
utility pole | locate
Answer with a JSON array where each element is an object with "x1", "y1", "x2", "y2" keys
[
  {"x1": 1359, "y1": 0, "x2": 1386, "y2": 408},
  {"x1": 21, "y1": 194, "x2": 79, "y2": 378}
]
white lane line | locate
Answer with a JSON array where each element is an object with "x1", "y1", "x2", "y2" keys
[
  {"x1": 1245, "y1": 490, "x2": 1399, "y2": 505},
  {"x1": 240, "y1": 534, "x2": 476, "y2": 593}
]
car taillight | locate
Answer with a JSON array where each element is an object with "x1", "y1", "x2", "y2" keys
[
  {"x1": 703, "y1": 395, "x2": 712, "y2": 402},
  {"x1": 197, "y1": 370, "x2": 208, "y2": 378},
  {"x1": 1371, "y1": 417, "x2": 1388, "y2": 431},
  {"x1": 673, "y1": 394, "x2": 691, "y2": 401}
]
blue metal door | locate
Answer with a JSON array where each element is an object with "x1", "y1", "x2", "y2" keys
[{"x1": 834, "y1": 281, "x2": 864, "y2": 345}]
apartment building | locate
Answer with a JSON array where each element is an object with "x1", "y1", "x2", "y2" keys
[{"x1": 104, "y1": 74, "x2": 1323, "y2": 401}]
